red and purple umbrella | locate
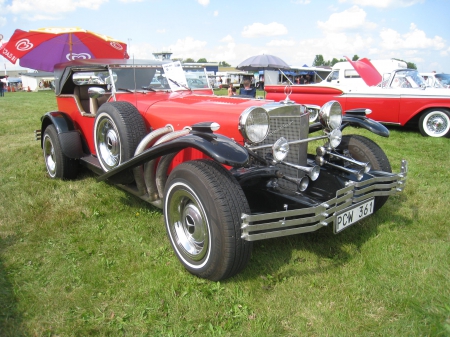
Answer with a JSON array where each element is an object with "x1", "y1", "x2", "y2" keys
[{"x1": 1, "y1": 27, "x2": 129, "y2": 72}]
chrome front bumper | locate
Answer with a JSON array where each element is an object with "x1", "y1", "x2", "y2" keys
[{"x1": 240, "y1": 160, "x2": 408, "y2": 241}]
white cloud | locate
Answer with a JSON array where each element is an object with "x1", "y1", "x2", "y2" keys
[
  {"x1": 380, "y1": 23, "x2": 446, "y2": 50},
  {"x1": 0, "y1": 16, "x2": 7, "y2": 27},
  {"x1": 338, "y1": 0, "x2": 424, "y2": 8},
  {"x1": 440, "y1": 46, "x2": 450, "y2": 57},
  {"x1": 156, "y1": 29, "x2": 166, "y2": 34},
  {"x1": 220, "y1": 35, "x2": 233, "y2": 43},
  {"x1": 267, "y1": 39, "x2": 296, "y2": 47},
  {"x1": 289, "y1": 32, "x2": 375, "y2": 65},
  {"x1": 5, "y1": 0, "x2": 109, "y2": 15},
  {"x1": 128, "y1": 42, "x2": 156, "y2": 59},
  {"x1": 241, "y1": 22, "x2": 288, "y2": 38},
  {"x1": 213, "y1": 10, "x2": 218, "y2": 16},
  {"x1": 318, "y1": 6, "x2": 376, "y2": 32},
  {"x1": 162, "y1": 37, "x2": 208, "y2": 60},
  {"x1": 119, "y1": 0, "x2": 144, "y2": 2},
  {"x1": 197, "y1": 0, "x2": 209, "y2": 6}
]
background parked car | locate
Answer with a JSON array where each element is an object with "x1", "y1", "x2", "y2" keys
[
  {"x1": 266, "y1": 63, "x2": 450, "y2": 138},
  {"x1": 421, "y1": 72, "x2": 450, "y2": 89}
]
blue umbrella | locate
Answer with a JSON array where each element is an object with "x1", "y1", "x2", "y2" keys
[{"x1": 236, "y1": 54, "x2": 290, "y2": 71}]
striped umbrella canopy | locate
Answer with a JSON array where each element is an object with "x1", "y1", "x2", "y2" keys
[{"x1": 1, "y1": 27, "x2": 128, "y2": 71}]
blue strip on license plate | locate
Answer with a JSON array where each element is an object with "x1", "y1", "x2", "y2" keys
[{"x1": 335, "y1": 198, "x2": 375, "y2": 233}]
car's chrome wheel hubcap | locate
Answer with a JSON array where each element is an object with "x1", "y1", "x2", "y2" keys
[
  {"x1": 43, "y1": 135, "x2": 56, "y2": 176},
  {"x1": 168, "y1": 188, "x2": 208, "y2": 261},
  {"x1": 426, "y1": 112, "x2": 449, "y2": 136},
  {"x1": 97, "y1": 118, "x2": 120, "y2": 169}
]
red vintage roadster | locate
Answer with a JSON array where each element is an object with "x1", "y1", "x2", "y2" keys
[{"x1": 36, "y1": 59, "x2": 407, "y2": 280}]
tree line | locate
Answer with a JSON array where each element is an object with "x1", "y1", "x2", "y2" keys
[
  {"x1": 174, "y1": 58, "x2": 230, "y2": 67},
  {"x1": 312, "y1": 54, "x2": 417, "y2": 69}
]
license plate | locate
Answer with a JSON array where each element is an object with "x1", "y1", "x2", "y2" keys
[{"x1": 334, "y1": 198, "x2": 375, "y2": 233}]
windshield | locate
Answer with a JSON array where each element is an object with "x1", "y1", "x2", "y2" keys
[
  {"x1": 390, "y1": 69, "x2": 425, "y2": 88},
  {"x1": 72, "y1": 65, "x2": 210, "y2": 91},
  {"x1": 435, "y1": 74, "x2": 450, "y2": 88},
  {"x1": 109, "y1": 65, "x2": 210, "y2": 92}
]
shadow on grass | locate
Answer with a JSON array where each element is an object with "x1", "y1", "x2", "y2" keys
[
  {"x1": 238, "y1": 197, "x2": 411, "y2": 282},
  {"x1": 73, "y1": 159, "x2": 412, "y2": 283},
  {"x1": 0, "y1": 236, "x2": 27, "y2": 337}
]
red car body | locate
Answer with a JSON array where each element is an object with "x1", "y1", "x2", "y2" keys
[{"x1": 57, "y1": 90, "x2": 267, "y2": 166}]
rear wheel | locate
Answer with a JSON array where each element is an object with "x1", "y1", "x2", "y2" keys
[
  {"x1": 336, "y1": 135, "x2": 391, "y2": 211},
  {"x1": 94, "y1": 102, "x2": 147, "y2": 183},
  {"x1": 43, "y1": 125, "x2": 78, "y2": 179},
  {"x1": 164, "y1": 160, "x2": 252, "y2": 281},
  {"x1": 418, "y1": 109, "x2": 450, "y2": 137}
]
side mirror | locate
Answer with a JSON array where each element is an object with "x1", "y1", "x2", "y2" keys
[{"x1": 88, "y1": 87, "x2": 105, "y2": 99}]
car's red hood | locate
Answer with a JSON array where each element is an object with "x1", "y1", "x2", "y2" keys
[{"x1": 344, "y1": 56, "x2": 382, "y2": 86}]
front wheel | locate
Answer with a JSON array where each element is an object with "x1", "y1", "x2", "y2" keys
[
  {"x1": 164, "y1": 160, "x2": 252, "y2": 281},
  {"x1": 418, "y1": 109, "x2": 450, "y2": 137},
  {"x1": 336, "y1": 135, "x2": 392, "y2": 212},
  {"x1": 42, "y1": 125, "x2": 78, "y2": 180}
]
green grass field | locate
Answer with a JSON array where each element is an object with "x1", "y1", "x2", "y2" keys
[{"x1": 0, "y1": 91, "x2": 449, "y2": 336}]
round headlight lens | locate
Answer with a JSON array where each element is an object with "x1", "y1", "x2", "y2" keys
[
  {"x1": 239, "y1": 107, "x2": 269, "y2": 143},
  {"x1": 329, "y1": 129, "x2": 342, "y2": 148},
  {"x1": 272, "y1": 137, "x2": 289, "y2": 162},
  {"x1": 319, "y1": 101, "x2": 343, "y2": 131}
]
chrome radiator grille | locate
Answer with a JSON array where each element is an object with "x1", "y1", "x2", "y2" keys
[{"x1": 258, "y1": 103, "x2": 310, "y2": 190}]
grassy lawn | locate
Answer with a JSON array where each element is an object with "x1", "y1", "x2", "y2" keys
[{"x1": 0, "y1": 91, "x2": 449, "y2": 336}]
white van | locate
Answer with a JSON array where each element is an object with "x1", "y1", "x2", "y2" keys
[{"x1": 322, "y1": 59, "x2": 407, "y2": 87}]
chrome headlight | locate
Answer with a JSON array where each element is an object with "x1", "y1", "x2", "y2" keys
[
  {"x1": 239, "y1": 107, "x2": 269, "y2": 144},
  {"x1": 305, "y1": 104, "x2": 320, "y2": 123},
  {"x1": 319, "y1": 101, "x2": 342, "y2": 131},
  {"x1": 272, "y1": 137, "x2": 289, "y2": 162},
  {"x1": 329, "y1": 129, "x2": 342, "y2": 148}
]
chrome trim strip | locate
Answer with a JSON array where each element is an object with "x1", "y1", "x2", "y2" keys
[{"x1": 240, "y1": 160, "x2": 408, "y2": 241}]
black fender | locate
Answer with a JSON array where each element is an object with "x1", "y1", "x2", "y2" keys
[
  {"x1": 340, "y1": 115, "x2": 390, "y2": 137},
  {"x1": 309, "y1": 115, "x2": 390, "y2": 138},
  {"x1": 40, "y1": 111, "x2": 84, "y2": 159},
  {"x1": 98, "y1": 133, "x2": 249, "y2": 182}
]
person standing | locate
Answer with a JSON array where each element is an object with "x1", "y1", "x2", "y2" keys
[
  {"x1": 228, "y1": 83, "x2": 236, "y2": 96},
  {"x1": 0, "y1": 79, "x2": 5, "y2": 97}
]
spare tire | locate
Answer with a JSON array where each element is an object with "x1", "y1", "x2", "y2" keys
[{"x1": 94, "y1": 101, "x2": 147, "y2": 184}]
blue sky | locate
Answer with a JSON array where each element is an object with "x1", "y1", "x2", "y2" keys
[{"x1": 0, "y1": 0, "x2": 449, "y2": 72}]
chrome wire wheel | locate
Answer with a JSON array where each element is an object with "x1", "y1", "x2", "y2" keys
[
  {"x1": 95, "y1": 114, "x2": 121, "y2": 170},
  {"x1": 419, "y1": 109, "x2": 450, "y2": 137},
  {"x1": 166, "y1": 182, "x2": 210, "y2": 266},
  {"x1": 43, "y1": 133, "x2": 57, "y2": 177}
]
